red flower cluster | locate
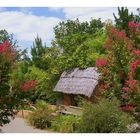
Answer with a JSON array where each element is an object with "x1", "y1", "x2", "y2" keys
[
  {"x1": 120, "y1": 103, "x2": 136, "y2": 112},
  {"x1": 0, "y1": 40, "x2": 11, "y2": 53},
  {"x1": 110, "y1": 27, "x2": 126, "y2": 40},
  {"x1": 118, "y1": 31, "x2": 126, "y2": 38},
  {"x1": 125, "y1": 79, "x2": 138, "y2": 87},
  {"x1": 22, "y1": 80, "x2": 37, "y2": 92},
  {"x1": 131, "y1": 50, "x2": 140, "y2": 56},
  {"x1": 126, "y1": 79, "x2": 138, "y2": 92},
  {"x1": 96, "y1": 58, "x2": 108, "y2": 67},
  {"x1": 129, "y1": 21, "x2": 140, "y2": 33},
  {"x1": 129, "y1": 22, "x2": 137, "y2": 28},
  {"x1": 0, "y1": 46, "x2": 4, "y2": 52},
  {"x1": 129, "y1": 21, "x2": 140, "y2": 28},
  {"x1": 0, "y1": 40, "x2": 16, "y2": 60},
  {"x1": 122, "y1": 79, "x2": 138, "y2": 97},
  {"x1": 130, "y1": 59, "x2": 140, "y2": 73},
  {"x1": 104, "y1": 27, "x2": 133, "y2": 50},
  {"x1": 122, "y1": 87, "x2": 130, "y2": 93}
]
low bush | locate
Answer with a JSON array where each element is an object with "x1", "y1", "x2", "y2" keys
[
  {"x1": 35, "y1": 100, "x2": 48, "y2": 109},
  {"x1": 51, "y1": 114, "x2": 80, "y2": 133},
  {"x1": 77, "y1": 98, "x2": 134, "y2": 133},
  {"x1": 27, "y1": 101, "x2": 55, "y2": 129}
]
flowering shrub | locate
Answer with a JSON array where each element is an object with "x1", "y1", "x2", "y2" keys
[
  {"x1": 0, "y1": 40, "x2": 17, "y2": 89},
  {"x1": 22, "y1": 80, "x2": 37, "y2": 92},
  {"x1": 128, "y1": 21, "x2": 140, "y2": 49},
  {"x1": 104, "y1": 27, "x2": 133, "y2": 49},
  {"x1": 0, "y1": 38, "x2": 18, "y2": 126},
  {"x1": 0, "y1": 36, "x2": 32, "y2": 126},
  {"x1": 0, "y1": 40, "x2": 16, "y2": 62},
  {"x1": 96, "y1": 22, "x2": 140, "y2": 112}
]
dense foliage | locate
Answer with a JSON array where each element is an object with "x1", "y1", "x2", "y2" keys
[
  {"x1": 51, "y1": 114, "x2": 80, "y2": 133},
  {"x1": 25, "y1": 66, "x2": 59, "y2": 103},
  {"x1": 53, "y1": 18, "x2": 106, "y2": 70},
  {"x1": 27, "y1": 100, "x2": 55, "y2": 129},
  {"x1": 77, "y1": 98, "x2": 133, "y2": 133}
]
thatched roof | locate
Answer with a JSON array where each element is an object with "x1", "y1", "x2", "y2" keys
[{"x1": 53, "y1": 67, "x2": 100, "y2": 98}]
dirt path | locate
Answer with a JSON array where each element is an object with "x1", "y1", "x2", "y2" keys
[{"x1": 1, "y1": 117, "x2": 49, "y2": 133}]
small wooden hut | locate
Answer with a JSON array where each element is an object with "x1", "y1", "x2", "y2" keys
[{"x1": 53, "y1": 67, "x2": 100, "y2": 106}]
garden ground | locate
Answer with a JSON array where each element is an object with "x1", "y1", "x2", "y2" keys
[{"x1": 0, "y1": 117, "x2": 49, "y2": 133}]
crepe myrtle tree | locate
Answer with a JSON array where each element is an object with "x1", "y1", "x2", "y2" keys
[
  {"x1": 96, "y1": 22, "x2": 140, "y2": 112},
  {"x1": 0, "y1": 30, "x2": 37, "y2": 126}
]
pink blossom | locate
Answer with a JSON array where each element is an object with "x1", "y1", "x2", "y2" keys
[
  {"x1": 125, "y1": 79, "x2": 138, "y2": 88},
  {"x1": 131, "y1": 61, "x2": 138, "y2": 73},
  {"x1": 120, "y1": 103, "x2": 135, "y2": 112},
  {"x1": 128, "y1": 21, "x2": 140, "y2": 32},
  {"x1": 0, "y1": 40, "x2": 16, "y2": 60},
  {"x1": 130, "y1": 59, "x2": 140, "y2": 73},
  {"x1": 122, "y1": 87, "x2": 130, "y2": 93},
  {"x1": 136, "y1": 23, "x2": 140, "y2": 27},
  {"x1": 96, "y1": 58, "x2": 108, "y2": 67},
  {"x1": 118, "y1": 31, "x2": 126, "y2": 38},
  {"x1": 0, "y1": 46, "x2": 4, "y2": 53},
  {"x1": 128, "y1": 21, "x2": 136, "y2": 28},
  {"x1": 131, "y1": 50, "x2": 140, "y2": 56}
]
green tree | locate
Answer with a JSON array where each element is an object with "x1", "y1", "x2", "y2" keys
[
  {"x1": 31, "y1": 35, "x2": 48, "y2": 70},
  {"x1": 53, "y1": 19, "x2": 105, "y2": 70},
  {"x1": 54, "y1": 18, "x2": 103, "y2": 55}
]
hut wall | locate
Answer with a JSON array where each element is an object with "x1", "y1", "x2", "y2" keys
[{"x1": 64, "y1": 94, "x2": 72, "y2": 106}]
